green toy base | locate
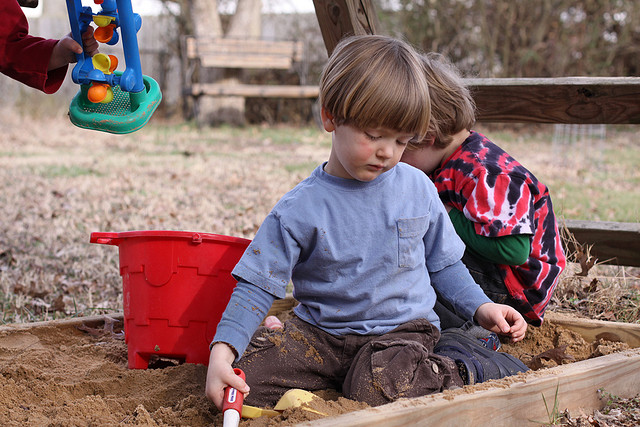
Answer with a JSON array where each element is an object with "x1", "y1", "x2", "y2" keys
[{"x1": 68, "y1": 73, "x2": 162, "y2": 134}]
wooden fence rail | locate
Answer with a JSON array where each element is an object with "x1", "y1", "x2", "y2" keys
[
  {"x1": 467, "y1": 77, "x2": 640, "y2": 124},
  {"x1": 188, "y1": 76, "x2": 640, "y2": 265},
  {"x1": 466, "y1": 78, "x2": 640, "y2": 266}
]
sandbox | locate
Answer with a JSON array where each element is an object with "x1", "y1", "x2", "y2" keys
[{"x1": 1, "y1": 299, "x2": 639, "y2": 426}]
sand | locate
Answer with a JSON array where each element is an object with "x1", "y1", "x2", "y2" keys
[{"x1": 0, "y1": 311, "x2": 629, "y2": 426}]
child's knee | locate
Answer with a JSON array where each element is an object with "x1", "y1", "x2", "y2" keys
[{"x1": 343, "y1": 338, "x2": 462, "y2": 406}]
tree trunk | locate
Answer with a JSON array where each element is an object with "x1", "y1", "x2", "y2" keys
[
  {"x1": 191, "y1": 0, "x2": 262, "y2": 126},
  {"x1": 227, "y1": 0, "x2": 262, "y2": 38},
  {"x1": 190, "y1": 0, "x2": 222, "y2": 38}
]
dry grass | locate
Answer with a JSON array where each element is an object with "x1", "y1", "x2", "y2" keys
[
  {"x1": 0, "y1": 112, "x2": 638, "y2": 325},
  {"x1": 0, "y1": 111, "x2": 328, "y2": 323},
  {"x1": 549, "y1": 235, "x2": 640, "y2": 324},
  {"x1": 551, "y1": 389, "x2": 640, "y2": 426}
]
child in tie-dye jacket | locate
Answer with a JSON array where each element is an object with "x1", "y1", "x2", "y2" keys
[{"x1": 401, "y1": 53, "x2": 566, "y2": 327}]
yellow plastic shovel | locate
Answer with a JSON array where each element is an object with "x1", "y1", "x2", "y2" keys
[
  {"x1": 241, "y1": 405, "x2": 279, "y2": 419},
  {"x1": 274, "y1": 389, "x2": 327, "y2": 416},
  {"x1": 240, "y1": 389, "x2": 326, "y2": 419}
]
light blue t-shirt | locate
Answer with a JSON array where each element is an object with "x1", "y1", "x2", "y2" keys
[{"x1": 230, "y1": 162, "x2": 482, "y2": 336}]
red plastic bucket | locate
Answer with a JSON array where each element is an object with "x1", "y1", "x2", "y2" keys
[{"x1": 90, "y1": 230, "x2": 250, "y2": 369}]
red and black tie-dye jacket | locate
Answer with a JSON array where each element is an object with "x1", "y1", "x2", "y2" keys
[{"x1": 431, "y1": 131, "x2": 566, "y2": 325}]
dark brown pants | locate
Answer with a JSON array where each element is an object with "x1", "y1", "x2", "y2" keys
[{"x1": 235, "y1": 316, "x2": 463, "y2": 407}]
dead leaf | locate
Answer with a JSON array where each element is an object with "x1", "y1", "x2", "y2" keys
[
  {"x1": 76, "y1": 324, "x2": 104, "y2": 338},
  {"x1": 27, "y1": 286, "x2": 49, "y2": 299},
  {"x1": 530, "y1": 345, "x2": 575, "y2": 369},
  {"x1": 599, "y1": 311, "x2": 617, "y2": 321},
  {"x1": 583, "y1": 278, "x2": 599, "y2": 293},
  {"x1": 13, "y1": 283, "x2": 27, "y2": 295},
  {"x1": 0, "y1": 249, "x2": 16, "y2": 267},
  {"x1": 52, "y1": 295, "x2": 66, "y2": 313},
  {"x1": 76, "y1": 317, "x2": 124, "y2": 340},
  {"x1": 576, "y1": 244, "x2": 597, "y2": 276}
]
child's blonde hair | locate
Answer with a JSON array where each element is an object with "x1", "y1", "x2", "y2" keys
[
  {"x1": 319, "y1": 35, "x2": 431, "y2": 140},
  {"x1": 421, "y1": 53, "x2": 476, "y2": 148}
]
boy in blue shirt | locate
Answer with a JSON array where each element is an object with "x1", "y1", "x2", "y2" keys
[{"x1": 206, "y1": 35, "x2": 528, "y2": 409}]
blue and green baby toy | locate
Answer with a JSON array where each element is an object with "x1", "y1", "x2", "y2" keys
[{"x1": 65, "y1": 0, "x2": 162, "y2": 134}]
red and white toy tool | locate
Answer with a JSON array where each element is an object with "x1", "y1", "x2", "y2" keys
[{"x1": 222, "y1": 368, "x2": 246, "y2": 427}]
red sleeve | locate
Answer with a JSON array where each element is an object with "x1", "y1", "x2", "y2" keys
[{"x1": 0, "y1": 0, "x2": 67, "y2": 93}]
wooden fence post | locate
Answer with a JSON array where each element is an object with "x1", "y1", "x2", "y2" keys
[{"x1": 312, "y1": 0, "x2": 379, "y2": 56}]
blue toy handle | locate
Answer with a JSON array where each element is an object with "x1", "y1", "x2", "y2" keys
[
  {"x1": 65, "y1": 0, "x2": 145, "y2": 93},
  {"x1": 116, "y1": 0, "x2": 144, "y2": 93},
  {"x1": 65, "y1": 0, "x2": 90, "y2": 83}
]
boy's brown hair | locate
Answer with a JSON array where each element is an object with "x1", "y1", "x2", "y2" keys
[
  {"x1": 319, "y1": 35, "x2": 431, "y2": 140},
  {"x1": 421, "y1": 53, "x2": 476, "y2": 149}
]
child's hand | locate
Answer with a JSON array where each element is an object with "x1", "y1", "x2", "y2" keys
[
  {"x1": 205, "y1": 343, "x2": 250, "y2": 410},
  {"x1": 48, "y1": 27, "x2": 99, "y2": 71},
  {"x1": 474, "y1": 302, "x2": 527, "y2": 343}
]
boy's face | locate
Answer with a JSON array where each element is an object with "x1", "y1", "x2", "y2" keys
[
  {"x1": 400, "y1": 140, "x2": 441, "y2": 175},
  {"x1": 322, "y1": 109, "x2": 414, "y2": 182}
]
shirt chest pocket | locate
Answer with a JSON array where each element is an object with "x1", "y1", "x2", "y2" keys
[{"x1": 397, "y1": 215, "x2": 429, "y2": 268}]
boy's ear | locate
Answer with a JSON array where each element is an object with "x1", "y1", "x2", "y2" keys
[
  {"x1": 423, "y1": 133, "x2": 436, "y2": 147},
  {"x1": 320, "y1": 107, "x2": 335, "y2": 132}
]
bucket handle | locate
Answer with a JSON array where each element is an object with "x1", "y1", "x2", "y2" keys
[{"x1": 90, "y1": 232, "x2": 122, "y2": 246}]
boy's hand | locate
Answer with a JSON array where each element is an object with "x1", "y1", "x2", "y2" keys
[
  {"x1": 48, "y1": 27, "x2": 99, "y2": 71},
  {"x1": 205, "y1": 343, "x2": 250, "y2": 410},
  {"x1": 474, "y1": 302, "x2": 527, "y2": 343}
]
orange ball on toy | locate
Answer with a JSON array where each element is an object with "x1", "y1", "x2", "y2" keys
[{"x1": 87, "y1": 83, "x2": 108, "y2": 103}]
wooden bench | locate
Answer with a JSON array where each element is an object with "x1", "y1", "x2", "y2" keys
[{"x1": 183, "y1": 36, "x2": 318, "y2": 100}]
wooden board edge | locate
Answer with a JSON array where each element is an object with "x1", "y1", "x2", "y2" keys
[
  {"x1": 266, "y1": 296, "x2": 298, "y2": 317},
  {"x1": 0, "y1": 313, "x2": 124, "y2": 332},
  {"x1": 0, "y1": 296, "x2": 295, "y2": 332},
  {"x1": 546, "y1": 311, "x2": 640, "y2": 347}
]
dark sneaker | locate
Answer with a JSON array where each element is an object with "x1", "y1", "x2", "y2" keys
[
  {"x1": 461, "y1": 321, "x2": 501, "y2": 351},
  {"x1": 477, "y1": 333, "x2": 501, "y2": 351},
  {"x1": 434, "y1": 328, "x2": 529, "y2": 385}
]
